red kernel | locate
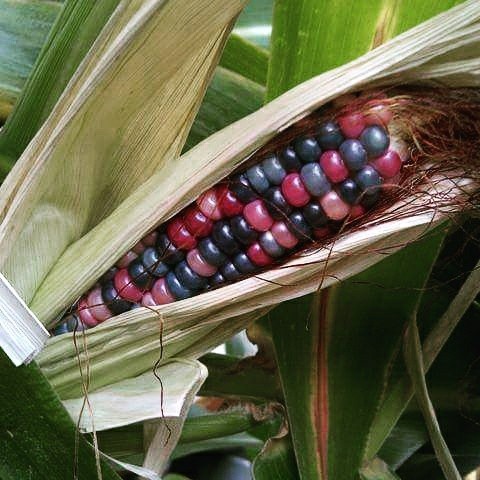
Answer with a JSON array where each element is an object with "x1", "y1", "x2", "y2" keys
[
  {"x1": 247, "y1": 242, "x2": 273, "y2": 266},
  {"x1": 338, "y1": 112, "x2": 366, "y2": 138},
  {"x1": 319, "y1": 151, "x2": 349, "y2": 183},
  {"x1": 197, "y1": 188, "x2": 223, "y2": 220},
  {"x1": 87, "y1": 287, "x2": 112, "y2": 322},
  {"x1": 217, "y1": 184, "x2": 244, "y2": 217},
  {"x1": 77, "y1": 298, "x2": 99, "y2": 327},
  {"x1": 151, "y1": 277, "x2": 175, "y2": 305},
  {"x1": 281, "y1": 173, "x2": 311, "y2": 207},
  {"x1": 271, "y1": 221, "x2": 299, "y2": 248},
  {"x1": 166, "y1": 218, "x2": 197, "y2": 250},
  {"x1": 141, "y1": 292, "x2": 157, "y2": 307},
  {"x1": 184, "y1": 206, "x2": 213, "y2": 237},
  {"x1": 114, "y1": 268, "x2": 144, "y2": 302},
  {"x1": 116, "y1": 250, "x2": 137, "y2": 269},
  {"x1": 320, "y1": 191, "x2": 351, "y2": 221},
  {"x1": 371, "y1": 150, "x2": 402, "y2": 178}
]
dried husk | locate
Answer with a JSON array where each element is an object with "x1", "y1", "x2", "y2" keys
[{"x1": 29, "y1": 0, "x2": 480, "y2": 397}]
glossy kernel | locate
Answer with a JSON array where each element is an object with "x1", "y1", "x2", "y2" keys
[
  {"x1": 184, "y1": 206, "x2": 213, "y2": 237},
  {"x1": 186, "y1": 248, "x2": 217, "y2": 277},
  {"x1": 197, "y1": 188, "x2": 223, "y2": 220},
  {"x1": 319, "y1": 151, "x2": 349, "y2": 183},
  {"x1": 372, "y1": 150, "x2": 402, "y2": 178},
  {"x1": 338, "y1": 112, "x2": 366, "y2": 138},
  {"x1": 320, "y1": 191, "x2": 351, "y2": 221},
  {"x1": 166, "y1": 218, "x2": 197, "y2": 250},
  {"x1": 281, "y1": 173, "x2": 311, "y2": 207},
  {"x1": 114, "y1": 268, "x2": 144, "y2": 302},
  {"x1": 217, "y1": 185, "x2": 244, "y2": 217},
  {"x1": 247, "y1": 242, "x2": 273, "y2": 266},
  {"x1": 244, "y1": 199, "x2": 274, "y2": 232},
  {"x1": 271, "y1": 221, "x2": 299, "y2": 248}
]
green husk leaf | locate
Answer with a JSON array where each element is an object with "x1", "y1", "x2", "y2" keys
[
  {"x1": 0, "y1": 351, "x2": 121, "y2": 480},
  {"x1": 360, "y1": 458, "x2": 401, "y2": 480},
  {"x1": 0, "y1": 0, "x2": 248, "y2": 306},
  {"x1": 0, "y1": 0, "x2": 60, "y2": 122},
  {"x1": 63, "y1": 359, "x2": 206, "y2": 432},
  {"x1": 252, "y1": 435, "x2": 299, "y2": 480},
  {"x1": 403, "y1": 315, "x2": 461, "y2": 480}
]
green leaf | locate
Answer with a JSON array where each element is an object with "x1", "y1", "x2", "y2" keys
[
  {"x1": 199, "y1": 353, "x2": 282, "y2": 401},
  {"x1": 184, "y1": 67, "x2": 265, "y2": 152},
  {"x1": 0, "y1": 0, "x2": 121, "y2": 159},
  {"x1": 404, "y1": 315, "x2": 461, "y2": 480},
  {"x1": 360, "y1": 458, "x2": 401, "y2": 480},
  {"x1": 234, "y1": 0, "x2": 273, "y2": 48},
  {"x1": 164, "y1": 475, "x2": 192, "y2": 480},
  {"x1": 0, "y1": 352, "x2": 121, "y2": 480},
  {"x1": 0, "y1": 0, "x2": 60, "y2": 121},
  {"x1": 252, "y1": 435, "x2": 300, "y2": 480},
  {"x1": 220, "y1": 34, "x2": 269, "y2": 85}
]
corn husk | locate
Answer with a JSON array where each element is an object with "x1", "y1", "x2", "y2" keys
[{"x1": 25, "y1": 0, "x2": 480, "y2": 396}]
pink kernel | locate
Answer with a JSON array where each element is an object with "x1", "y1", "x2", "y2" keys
[
  {"x1": 313, "y1": 227, "x2": 330, "y2": 240},
  {"x1": 197, "y1": 188, "x2": 223, "y2": 220},
  {"x1": 132, "y1": 240, "x2": 146, "y2": 255},
  {"x1": 365, "y1": 103, "x2": 393, "y2": 126},
  {"x1": 114, "y1": 268, "x2": 144, "y2": 302},
  {"x1": 281, "y1": 173, "x2": 311, "y2": 207},
  {"x1": 187, "y1": 248, "x2": 217, "y2": 277},
  {"x1": 247, "y1": 242, "x2": 273, "y2": 267},
  {"x1": 141, "y1": 292, "x2": 157, "y2": 307},
  {"x1": 271, "y1": 221, "x2": 299, "y2": 249},
  {"x1": 116, "y1": 250, "x2": 137, "y2": 269},
  {"x1": 87, "y1": 287, "x2": 112, "y2": 322},
  {"x1": 319, "y1": 151, "x2": 349, "y2": 183},
  {"x1": 151, "y1": 277, "x2": 175, "y2": 305},
  {"x1": 142, "y1": 231, "x2": 158, "y2": 247},
  {"x1": 338, "y1": 112, "x2": 366, "y2": 138},
  {"x1": 350, "y1": 204, "x2": 366, "y2": 219},
  {"x1": 320, "y1": 191, "x2": 351, "y2": 221},
  {"x1": 77, "y1": 298, "x2": 99, "y2": 328},
  {"x1": 372, "y1": 150, "x2": 402, "y2": 178},
  {"x1": 243, "y1": 200, "x2": 274, "y2": 232}
]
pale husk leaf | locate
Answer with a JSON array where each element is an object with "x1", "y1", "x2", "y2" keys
[
  {"x1": 0, "y1": 0, "x2": 247, "y2": 305},
  {"x1": 31, "y1": 1, "x2": 480, "y2": 394}
]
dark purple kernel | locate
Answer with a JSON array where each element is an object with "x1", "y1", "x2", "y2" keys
[
  {"x1": 232, "y1": 252, "x2": 256, "y2": 274},
  {"x1": 127, "y1": 259, "x2": 152, "y2": 289},
  {"x1": 259, "y1": 231, "x2": 285, "y2": 258},
  {"x1": 293, "y1": 137, "x2": 321, "y2": 164},
  {"x1": 198, "y1": 237, "x2": 227, "y2": 267},
  {"x1": 230, "y1": 215, "x2": 258, "y2": 245},
  {"x1": 280, "y1": 146, "x2": 302, "y2": 172},
  {"x1": 230, "y1": 174, "x2": 258, "y2": 203},
  {"x1": 286, "y1": 212, "x2": 312, "y2": 240},
  {"x1": 303, "y1": 202, "x2": 328, "y2": 227},
  {"x1": 261, "y1": 155, "x2": 286, "y2": 185},
  {"x1": 209, "y1": 271, "x2": 226, "y2": 287},
  {"x1": 339, "y1": 139, "x2": 367, "y2": 171},
  {"x1": 175, "y1": 260, "x2": 208, "y2": 290},
  {"x1": 338, "y1": 179, "x2": 361, "y2": 204},
  {"x1": 361, "y1": 190, "x2": 381, "y2": 208},
  {"x1": 316, "y1": 121, "x2": 344, "y2": 150},
  {"x1": 359, "y1": 125, "x2": 390, "y2": 157},
  {"x1": 263, "y1": 187, "x2": 292, "y2": 220},
  {"x1": 220, "y1": 262, "x2": 242, "y2": 281},
  {"x1": 166, "y1": 271, "x2": 193, "y2": 300},
  {"x1": 53, "y1": 322, "x2": 69, "y2": 335},
  {"x1": 99, "y1": 267, "x2": 117, "y2": 283},
  {"x1": 300, "y1": 163, "x2": 331, "y2": 197},
  {"x1": 141, "y1": 247, "x2": 169, "y2": 277},
  {"x1": 355, "y1": 166, "x2": 382, "y2": 192},
  {"x1": 101, "y1": 282, "x2": 131, "y2": 315},
  {"x1": 212, "y1": 221, "x2": 240, "y2": 255},
  {"x1": 156, "y1": 233, "x2": 185, "y2": 265},
  {"x1": 246, "y1": 164, "x2": 270, "y2": 194}
]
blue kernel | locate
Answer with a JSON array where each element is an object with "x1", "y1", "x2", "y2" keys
[
  {"x1": 128, "y1": 259, "x2": 152, "y2": 289},
  {"x1": 198, "y1": 237, "x2": 227, "y2": 267},
  {"x1": 259, "y1": 231, "x2": 285, "y2": 258},
  {"x1": 360, "y1": 125, "x2": 390, "y2": 157},
  {"x1": 263, "y1": 187, "x2": 292, "y2": 220},
  {"x1": 175, "y1": 260, "x2": 208, "y2": 290},
  {"x1": 293, "y1": 137, "x2": 322, "y2": 163},
  {"x1": 287, "y1": 212, "x2": 312, "y2": 240},
  {"x1": 230, "y1": 216, "x2": 258, "y2": 245},
  {"x1": 300, "y1": 163, "x2": 331, "y2": 197},
  {"x1": 220, "y1": 262, "x2": 242, "y2": 281},
  {"x1": 102, "y1": 282, "x2": 131, "y2": 315},
  {"x1": 230, "y1": 174, "x2": 258, "y2": 203},
  {"x1": 233, "y1": 252, "x2": 256, "y2": 274},
  {"x1": 53, "y1": 322, "x2": 69, "y2": 336},
  {"x1": 166, "y1": 271, "x2": 193, "y2": 300},
  {"x1": 156, "y1": 233, "x2": 185, "y2": 265},
  {"x1": 246, "y1": 165, "x2": 270, "y2": 194},
  {"x1": 355, "y1": 166, "x2": 382, "y2": 192},
  {"x1": 339, "y1": 139, "x2": 367, "y2": 171},
  {"x1": 261, "y1": 155, "x2": 286, "y2": 185},
  {"x1": 210, "y1": 271, "x2": 226, "y2": 287},
  {"x1": 316, "y1": 121, "x2": 344, "y2": 150},
  {"x1": 212, "y1": 221, "x2": 240, "y2": 255},
  {"x1": 142, "y1": 247, "x2": 169, "y2": 277},
  {"x1": 303, "y1": 202, "x2": 328, "y2": 227},
  {"x1": 280, "y1": 146, "x2": 302, "y2": 172},
  {"x1": 339, "y1": 179, "x2": 361, "y2": 204}
]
